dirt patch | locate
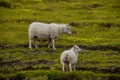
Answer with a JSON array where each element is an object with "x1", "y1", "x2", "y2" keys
[
  {"x1": 26, "y1": 60, "x2": 54, "y2": 65},
  {"x1": 79, "y1": 45, "x2": 120, "y2": 51},
  {"x1": 16, "y1": 44, "x2": 28, "y2": 48},
  {"x1": 69, "y1": 22, "x2": 80, "y2": 26},
  {"x1": 0, "y1": 60, "x2": 21, "y2": 66},
  {"x1": 23, "y1": 60, "x2": 54, "y2": 70},
  {"x1": 81, "y1": 61, "x2": 100, "y2": 64},
  {"x1": 0, "y1": 44, "x2": 120, "y2": 52},
  {"x1": 0, "y1": 44, "x2": 13, "y2": 49},
  {"x1": 39, "y1": 60, "x2": 54, "y2": 64},
  {"x1": 112, "y1": 5, "x2": 120, "y2": 8},
  {"x1": 69, "y1": 22, "x2": 120, "y2": 27},
  {"x1": 31, "y1": 50, "x2": 41, "y2": 54},
  {"x1": 91, "y1": 3, "x2": 102, "y2": 8},
  {"x1": 0, "y1": 1, "x2": 10, "y2": 8},
  {"x1": 0, "y1": 58, "x2": 3, "y2": 61},
  {"x1": 57, "y1": 45, "x2": 120, "y2": 52}
]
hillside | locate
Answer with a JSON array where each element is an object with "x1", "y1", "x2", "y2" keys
[{"x1": 0, "y1": 0, "x2": 120, "y2": 79}]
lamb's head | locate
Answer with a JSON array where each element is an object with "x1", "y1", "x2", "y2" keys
[
  {"x1": 63, "y1": 24, "x2": 71, "y2": 35},
  {"x1": 73, "y1": 45, "x2": 82, "y2": 54}
]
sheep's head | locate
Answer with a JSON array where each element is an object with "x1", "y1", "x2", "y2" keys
[
  {"x1": 74, "y1": 45, "x2": 82, "y2": 54},
  {"x1": 64, "y1": 24, "x2": 71, "y2": 35}
]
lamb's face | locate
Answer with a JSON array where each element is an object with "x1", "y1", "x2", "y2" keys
[
  {"x1": 64, "y1": 25, "x2": 71, "y2": 35},
  {"x1": 74, "y1": 45, "x2": 82, "y2": 52}
]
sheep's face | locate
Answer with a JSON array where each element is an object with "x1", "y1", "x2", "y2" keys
[
  {"x1": 64, "y1": 25, "x2": 71, "y2": 35},
  {"x1": 74, "y1": 45, "x2": 82, "y2": 53}
]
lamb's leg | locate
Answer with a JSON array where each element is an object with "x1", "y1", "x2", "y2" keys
[
  {"x1": 73, "y1": 64, "x2": 76, "y2": 71},
  {"x1": 48, "y1": 38, "x2": 52, "y2": 48},
  {"x1": 62, "y1": 62, "x2": 65, "y2": 72},
  {"x1": 51, "y1": 39, "x2": 56, "y2": 50},
  {"x1": 69, "y1": 63, "x2": 72, "y2": 71},
  {"x1": 29, "y1": 39, "x2": 32, "y2": 49}
]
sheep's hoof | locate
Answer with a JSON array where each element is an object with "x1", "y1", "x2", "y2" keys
[
  {"x1": 29, "y1": 47, "x2": 32, "y2": 49},
  {"x1": 53, "y1": 48, "x2": 56, "y2": 50}
]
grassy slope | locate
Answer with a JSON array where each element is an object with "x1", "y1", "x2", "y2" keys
[
  {"x1": 0, "y1": 0, "x2": 120, "y2": 79},
  {"x1": 0, "y1": 0, "x2": 120, "y2": 46}
]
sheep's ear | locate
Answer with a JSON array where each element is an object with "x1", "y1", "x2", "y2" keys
[{"x1": 66, "y1": 24, "x2": 70, "y2": 26}]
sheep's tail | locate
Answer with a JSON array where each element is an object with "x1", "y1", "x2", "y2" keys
[
  {"x1": 65, "y1": 54, "x2": 68, "y2": 61},
  {"x1": 61, "y1": 54, "x2": 68, "y2": 64}
]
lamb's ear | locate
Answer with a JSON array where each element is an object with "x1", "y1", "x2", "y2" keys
[
  {"x1": 74, "y1": 46, "x2": 76, "y2": 50},
  {"x1": 74, "y1": 44, "x2": 77, "y2": 49},
  {"x1": 74, "y1": 44, "x2": 77, "y2": 47},
  {"x1": 66, "y1": 24, "x2": 70, "y2": 26}
]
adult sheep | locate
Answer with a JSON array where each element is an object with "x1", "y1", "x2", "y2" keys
[
  {"x1": 29, "y1": 22, "x2": 71, "y2": 50},
  {"x1": 60, "y1": 45, "x2": 82, "y2": 71}
]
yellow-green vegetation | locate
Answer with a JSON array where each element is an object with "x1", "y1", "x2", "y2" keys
[{"x1": 0, "y1": 0, "x2": 120, "y2": 79}]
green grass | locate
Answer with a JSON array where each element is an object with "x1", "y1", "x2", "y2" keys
[
  {"x1": 0, "y1": 49, "x2": 120, "y2": 79},
  {"x1": 0, "y1": 0, "x2": 120, "y2": 46},
  {"x1": 0, "y1": 0, "x2": 120, "y2": 79},
  {"x1": 0, "y1": 70, "x2": 120, "y2": 80}
]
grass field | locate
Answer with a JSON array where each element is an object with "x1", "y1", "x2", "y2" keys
[{"x1": 0, "y1": 0, "x2": 120, "y2": 80}]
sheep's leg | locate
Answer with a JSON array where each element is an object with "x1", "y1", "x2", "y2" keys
[
  {"x1": 29, "y1": 39, "x2": 32, "y2": 49},
  {"x1": 69, "y1": 63, "x2": 72, "y2": 71},
  {"x1": 51, "y1": 39, "x2": 56, "y2": 50},
  {"x1": 62, "y1": 62, "x2": 65, "y2": 72},
  {"x1": 48, "y1": 38, "x2": 52, "y2": 48},
  {"x1": 33, "y1": 40, "x2": 38, "y2": 49},
  {"x1": 36, "y1": 38, "x2": 41, "y2": 47}
]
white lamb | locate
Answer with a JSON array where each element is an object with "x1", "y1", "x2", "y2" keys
[
  {"x1": 28, "y1": 22, "x2": 71, "y2": 50},
  {"x1": 60, "y1": 45, "x2": 82, "y2": 71}
]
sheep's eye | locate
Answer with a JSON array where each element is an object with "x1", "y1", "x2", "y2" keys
[{"x1": 67, "y1": 27, "x2": 70, "y2": 30}]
